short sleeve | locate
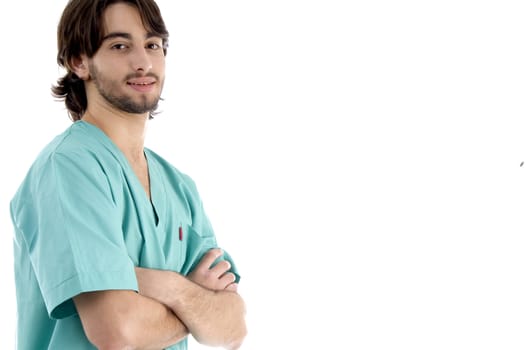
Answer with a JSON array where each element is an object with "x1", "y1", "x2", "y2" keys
[
  {"x1": 180, "y1": 225, "x2": 241, "y2": 283},
  {"x1": 179, "y1": 176, "x2": 241, "y2": 283},
  {"x1": 14, "y1": 151, "x2": 138, "y2": 319}
]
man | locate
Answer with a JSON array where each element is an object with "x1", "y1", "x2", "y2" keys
[{"x1": 9, "y1": 0, "x2": 247, "y2": 349}]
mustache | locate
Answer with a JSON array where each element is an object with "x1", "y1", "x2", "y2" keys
[{"x1": 124, "y1": 72, "x2": 160, "y2": 81}]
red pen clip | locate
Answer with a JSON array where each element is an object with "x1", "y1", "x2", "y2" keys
[{"x1": 179, "y1": 226, "x2": 183, "y2": 241}]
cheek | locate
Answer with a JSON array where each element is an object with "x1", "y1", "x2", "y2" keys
[
  {"x1": 91, "y1": 56, "x2": 123, "y2": 75},
  {"x1": 154, "y1": 56, "x2": 166, "y2": 72}
]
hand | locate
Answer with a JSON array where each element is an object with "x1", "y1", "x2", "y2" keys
[{"x1": 188, "y1": 248, "x2": 238, "y2": 292}]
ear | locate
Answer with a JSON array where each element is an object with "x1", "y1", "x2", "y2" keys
[{"x1": 70, "y1": 56, "x2": 90, "y2": 80}]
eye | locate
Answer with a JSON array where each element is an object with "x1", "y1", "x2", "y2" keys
[
  {"x1": 111, "y1": 43, "x2": 129, "y2": 50},
  {"x1": 147, "y1": 42, "x2": 163, "y2": 50}
]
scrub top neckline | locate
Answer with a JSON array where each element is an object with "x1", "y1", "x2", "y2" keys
[
  {"x1": 75, "y1": 120, "x2": 164, "y2": 228},
  {"x1": 144, "y1": 149, "x2": 168, "y2": 229}
]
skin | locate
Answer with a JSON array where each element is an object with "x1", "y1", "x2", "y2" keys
[
  {"x1": 136, "y1": 249, "x2": 247, "y2": 349},
  {"x1": 71, "y1": 3, "x2": 246, "y2": 349}
]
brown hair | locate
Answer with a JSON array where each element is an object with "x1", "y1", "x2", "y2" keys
[{"x1": 51, "y1": 0, "x2": 169, "y2": 121}]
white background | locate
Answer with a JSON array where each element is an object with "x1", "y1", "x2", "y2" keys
[{"x1": 1, "y1": 1, "x2": 526, "y2": 349}]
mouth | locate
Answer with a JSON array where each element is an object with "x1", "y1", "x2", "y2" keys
[
  {"x1": 127, "y1": 82, "x2": 154, "y2": 86},
  {"x1": 126, "y1": 77, "x2": 157, "y2": 92},
  {"x1": 127, "y1": 79, "x2": 156, "y2": 86}
]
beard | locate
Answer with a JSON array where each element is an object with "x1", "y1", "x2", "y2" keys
[{"x1": 89, "y1": 62, "x2": 163, "y2": 114}]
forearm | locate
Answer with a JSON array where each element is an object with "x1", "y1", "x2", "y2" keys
[
  {"x1": 74, "y1": 290, "x2": 188, "y2": 350},
  {"x1": 136, "y1": 267, "x2": 247, "y2": 349},
  {"x1": 128, "y1": 293, "x2": 189, "y2": 350},
  {"x1": 169, "y1": 273, "x2": 246, "y2": 349}
]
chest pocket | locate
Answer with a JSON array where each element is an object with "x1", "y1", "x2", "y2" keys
[
  {"x1": 134, "y1": 219, "x2": 188, "y2": 272},
  {"x1": 160, "y1": 222, "x2": 189, "y2": 272},
  {"x1": 180, "y1": 225, "x2": 218, "y2": 275}
]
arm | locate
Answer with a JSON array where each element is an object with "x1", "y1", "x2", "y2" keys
[
  {"x1": 136, "y1": 249, "x2": 247, "y2": 350},
  {"x1": 74, "y1": 290, "x2": 188, "y2": 350}
]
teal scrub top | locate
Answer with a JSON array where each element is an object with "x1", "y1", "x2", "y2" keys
[{"x1": 10, "y1": 121, "x2": 240, "y2": 350}]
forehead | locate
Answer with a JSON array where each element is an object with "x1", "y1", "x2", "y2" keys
[{"x1": 102, "y1": 2, "x2": 149, "y2": 37}]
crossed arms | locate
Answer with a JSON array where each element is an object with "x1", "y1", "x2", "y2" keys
[{"x1": 74, "y1": 248, "x2": 247, "y2": 350}]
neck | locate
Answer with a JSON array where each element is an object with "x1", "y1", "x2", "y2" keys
[{"x1": 82, "y1": 107, "x2": 149, "y2": 162}]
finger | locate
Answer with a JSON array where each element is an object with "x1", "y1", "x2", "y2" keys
[
  {"x1": 225, "y1": 283, "x2": 238, "y2": 292},
  {"x1": 197, "y1": 248, "x2": 223, "y2": 270},
  {"x1": 218, "y1": 272, "x2": 236, "y2": 286},
  {"x1": 209, "y1": 260, "x2": 231, "y2": 276},
  {"x1": 211, "y1": 271, "x2": 236, "y2": 291}
]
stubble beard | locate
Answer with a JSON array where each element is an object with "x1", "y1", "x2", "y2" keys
[{"x1": 89, "y1": 62, "x2": 163, "y2": 115}]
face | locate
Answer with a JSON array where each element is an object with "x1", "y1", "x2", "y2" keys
[{"x1": 84, "y1": 3, "x2": 166, "y2": 115}]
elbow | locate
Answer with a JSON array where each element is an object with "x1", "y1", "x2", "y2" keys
[
  {"x1": 83, "y1": 322, "x2": 138, "y2": 350},
  {"x1": 86, "y1": 337, "x2": 132, "y2": 350},
  {"x1": 227, "y1": 325, "x2": 247, "y2": 350},
  {"x1": 87, "y1": 338, "x2": 131, "y2": 350},
  {"x1": 226, "y1": 304, "x2": 248, "y2": 350},
  {"x1": 200, "y1": 326, "x2": 246, "y2": 350},
  {"x1": 91, "y1": 343, "x2": 133, "y2": 350},
  {"x1": 193, "y1": 311, "x2": 247, "y2": 350},
  {"x1": 230, "y1": 295, "x2": 248, "y2": 349}
]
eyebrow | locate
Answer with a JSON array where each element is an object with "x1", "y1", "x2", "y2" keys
[{"x1": 102, "y1": 31, "x2": 161, "y2": 42}]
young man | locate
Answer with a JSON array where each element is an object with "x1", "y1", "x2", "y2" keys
[{"x1": 9, "y1": 1, "x2": 246, "y2": 349}]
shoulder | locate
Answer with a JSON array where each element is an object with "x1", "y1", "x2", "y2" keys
[
  {"x1": 30, "y1": 121, "x2": 111, "y2": 166},
  {"x1": 35, "y1": 121, "x2": 127, "y2": 173},
  {"x1": 12, "y1": 123, "x2": 119, "y2": 203}
]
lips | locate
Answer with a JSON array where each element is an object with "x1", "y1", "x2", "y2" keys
[
  {"x1": 127, "y1": 77, "x2": 156, "y2": 86},
  {"x1": 126, "y1": 77, "x2": 156, "y2": 92}
]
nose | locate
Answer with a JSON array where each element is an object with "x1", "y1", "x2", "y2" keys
[{"x1": 130, "y1": 46, "x2": 152, "y2": 73}]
